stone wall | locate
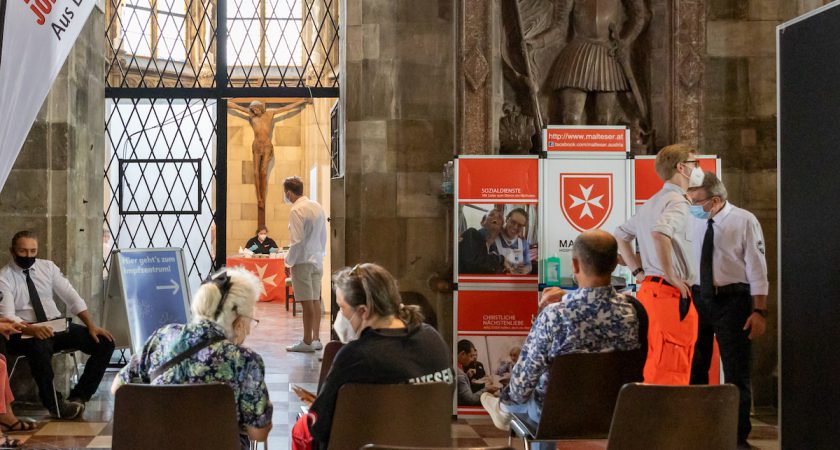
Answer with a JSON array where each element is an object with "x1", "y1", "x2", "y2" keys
[
  {"x1": 336, "y1": 0, "x2": 456, "y2": 342},
  {"x1": 702, "y1": 0, "x2": 832, "y2": 408}
]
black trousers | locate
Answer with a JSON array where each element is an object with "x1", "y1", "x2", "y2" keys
[
  {"x1": 689, "y1": 285, "x2": 752, "y2": 443},
  {"x1": 8, "y1": 324, "x2": 115, "y2": 410}
]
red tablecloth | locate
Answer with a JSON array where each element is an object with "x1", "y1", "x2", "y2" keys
[{"x1": 226, "y1": 256, "x2": 287, "y2": 302}]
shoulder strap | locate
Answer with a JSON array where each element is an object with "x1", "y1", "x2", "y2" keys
[{"x1": 151, "y1": 335, "x2": 225, "y2": 381}]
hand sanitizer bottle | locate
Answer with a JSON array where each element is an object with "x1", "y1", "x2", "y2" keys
[{"x1": 544, "y1": 253, "x2": 561, "y2": 286}]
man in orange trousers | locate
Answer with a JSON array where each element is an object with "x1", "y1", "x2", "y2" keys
[{"x1": 615, "y1": 144, "x2": 702, "y2": 384}]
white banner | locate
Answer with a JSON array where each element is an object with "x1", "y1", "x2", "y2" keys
[
  {"x1": 540, "y1": 158, "x2": 632, "y2": 280},
  {"x1": 0, "y1": 0, "x2": 95, "y2": 193}
]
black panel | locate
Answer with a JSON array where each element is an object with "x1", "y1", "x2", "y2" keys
[{"x1": 779, "y1": 5, "x2": 840, "y2": 447}]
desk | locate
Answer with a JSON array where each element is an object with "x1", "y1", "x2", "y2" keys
[{"x1": 226, "y1": 255, "x2": 287, "y2": 302}]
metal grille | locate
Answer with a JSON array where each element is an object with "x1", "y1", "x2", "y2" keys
[
  {"x1": 105, "y1": 98, "x2": 218, "y2": 291},
  {"x1": 105, "y1": 0, "x2": 338, "y2": 89}
]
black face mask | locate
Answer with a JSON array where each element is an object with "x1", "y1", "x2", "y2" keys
[{"x1": 13, "y1": 255, "x2": 36, "y2": 270}]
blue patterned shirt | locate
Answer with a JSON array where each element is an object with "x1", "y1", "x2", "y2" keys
[
  {"x1": 503, "y1": 286, "x2": 640, "y2": 408},
  {"x1": 117, "y1": 320, "x2": 272, "y2": 431}
]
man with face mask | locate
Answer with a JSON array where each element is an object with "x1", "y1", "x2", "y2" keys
[
  {"x1": 614, "y1": 143, "x2": 702, "y2": 385},
  {"x1": 687, "y1": 172, "x2": 767, "y2": 449},
  {"x1": 0, "y1": 230, "x2": 115, "y2": 419},
  {"x1": 283, "y1": 176, "x2": 328, "y2": 353}
]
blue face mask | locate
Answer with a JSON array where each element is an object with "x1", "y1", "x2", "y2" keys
[{"x1": 690, "y1": 205, "x2": 710, "y2": 220}]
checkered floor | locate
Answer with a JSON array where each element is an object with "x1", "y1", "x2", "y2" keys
[{"x1": 4, "y1": 301, "x2": 779, "y2": 449}]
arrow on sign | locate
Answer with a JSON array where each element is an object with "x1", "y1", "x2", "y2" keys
[{"x1": 155, "y1": 279, "x2": 180, "y2": 295}]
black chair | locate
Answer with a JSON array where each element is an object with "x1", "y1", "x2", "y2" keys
[
  {"x1": 327, "y1": 383, "x2": 452, "y2": 450},
  {"x1": 509, "y1": 349, "x2": 645, "y2": 448},
  {"x1": 606, "y1": 383, "x2": 739, "y2": 450},
  {"x1": 8, "y1": 348, "x2": 81, "y2": 419},
  {"x1": 112, "y1": 384, "x2": 242, "y2": 450}
]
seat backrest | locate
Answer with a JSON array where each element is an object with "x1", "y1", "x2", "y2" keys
[
  {"x1": 327, "y1": 383, "x2": 452, "y2": 450},
  {"x1": 361, "y1": 446, "x2": 514, "y2": 450},
  {"x1": 606, "y1": 383, "x2": 739, "y2": 450},
  {"x1": 535, "y1": 349, "x2": 645, "y2": 439},
  {"x1": 112, "y1": 383, "x2": 241, "y2": 450},
  {"x1": 318, "y1": 341, "x2": 345, "y2": 392}
]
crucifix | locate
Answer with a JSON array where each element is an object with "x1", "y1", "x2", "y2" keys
[{"x1": 228, "y1": 99, "x2": 310, "y2": 225}]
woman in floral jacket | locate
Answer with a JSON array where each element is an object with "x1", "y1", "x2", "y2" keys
[{"x1": 113, "y1": 268, "x2": 272, "y2": 449}]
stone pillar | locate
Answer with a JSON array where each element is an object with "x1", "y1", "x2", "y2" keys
[
  {"x1": 336, "y1": 0, "x2": 456, "y2": 343},
  {"x1": 0, "y1": 10, "x2": 106, "y2": 400}
]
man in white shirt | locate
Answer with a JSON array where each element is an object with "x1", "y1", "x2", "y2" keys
[
  {"x1": 0, "y1": 230, "x2": 115, "y2": 419},
  {"x1": 615, "y1": 143, "x2": 702, "y2": 385},
  {"x1": 283, "y1": 176, "x2": 327, "y2": 353},
  {"x1": 687, "y1": 172, "x2": 767, "y2": 449}
]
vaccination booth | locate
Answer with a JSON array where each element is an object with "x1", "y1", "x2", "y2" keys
[{"x1": 452, "y1": 126, "x2": 721, "y2": 415}]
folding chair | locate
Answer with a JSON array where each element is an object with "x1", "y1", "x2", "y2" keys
[
  {"x1": 606, "y1": 383, "x2": 739, "y2": 450},
  {"x1": 509, "y1": 349, "x2": 645, "y2": 449},
  {"x1": 327, "y1": 383, "x2": 452, "y2": 450}
]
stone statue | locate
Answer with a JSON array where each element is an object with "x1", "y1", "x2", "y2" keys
[
  {"x1": 228, "y1": 99, "x2": 310, "y2": 209},
  {"x1": 528, "y1": 0, "x2": 649, "y2": 125}
]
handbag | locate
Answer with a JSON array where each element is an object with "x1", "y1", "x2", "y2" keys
[{"x1": 291, "y1": 411, "x2": 318, "y2": 450}]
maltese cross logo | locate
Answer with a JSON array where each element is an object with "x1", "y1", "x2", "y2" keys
[{"x1": 560, "y1": 174, "x2": 613, "y2": 232}]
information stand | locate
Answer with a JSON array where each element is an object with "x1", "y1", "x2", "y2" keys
[{"x1": 104, "y1": 248, "x2": 192, "y2": 354}]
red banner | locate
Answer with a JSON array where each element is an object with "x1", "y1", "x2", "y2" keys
[
  {"x1": 545, "y1": 127, "x2": 628, "y2": 153},
  {"x1": 457, "y1": 158, "x2": 539, "y2": 202},
  {"x1": 457, "y1": 290, "x2": 537, "y2": 333}
]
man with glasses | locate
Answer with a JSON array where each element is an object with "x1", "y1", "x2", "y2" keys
[
  {"x1": 687, "y1": 172, "x2": 767, "y2": 449},
  {"x1": 615, "y1": 143, "x2": 704, "y2": 385},
  {"x1": 496, "y1": 208, "x2": 532, "y2": 275}
]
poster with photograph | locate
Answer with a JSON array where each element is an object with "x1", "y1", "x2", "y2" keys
[
  {"x1": 454, "y1": 289, "x2": 536, "y2": 414},
  {"x1": 455, "y1": 156, "x2": 540, "y2": 286}
]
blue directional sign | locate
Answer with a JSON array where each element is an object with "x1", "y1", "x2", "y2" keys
[{"x1": 113, "y1": 248, "x2": 191, "y2": 353}]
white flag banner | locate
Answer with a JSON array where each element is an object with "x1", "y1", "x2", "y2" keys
[{"x1": 0, "y1": 0, "x2": 95, "y2": 194}]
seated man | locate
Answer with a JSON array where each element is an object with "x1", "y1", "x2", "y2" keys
[
  {"x1": 458, "y1": 209, "x2": 507, "y2": 274},
  {"x1": 456, "y1": 339, "x2": 497, "y2": 406},
  {"x1": 0, "y1": 230, "x2": 115, "y2": 419},
  {"x1": 481, "y1": 230, "x2": 644, "y2": 444}
]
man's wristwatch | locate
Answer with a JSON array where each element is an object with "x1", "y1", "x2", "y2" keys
[
  {"x1": 753, "y1": 308, "x2": 768, "y2": 318},
  {"x1": 631, "y1": 268, "x2": 644, "y2": 277}
]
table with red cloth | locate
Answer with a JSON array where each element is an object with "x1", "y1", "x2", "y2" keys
[{"x1": 226, "y1": 255, "x2": 288, "y2": 302}]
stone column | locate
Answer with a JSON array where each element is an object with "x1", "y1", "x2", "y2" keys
[{"x1": 336, "y1": 0, "x2": 456, "y2": 342}]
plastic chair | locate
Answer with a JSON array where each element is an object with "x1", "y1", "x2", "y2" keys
[
  {"x1": 317, "y1": 341, "x2": 344, "y2": 393},
  {"x1": 8, "y1": 348, "x2": 81, "y2": 419},
  {"x1": 327, "y1": 383, "x2": 453, "y2": 450},
  {"x1": 509, "y1": 349, "x2": 645, "y2": 447},
  {"x1": 606, "y1": 383, "x2": 739, "y2": 450},
  {"x1": 112, "y1": 383, "x2": 242, "y2": 450}
]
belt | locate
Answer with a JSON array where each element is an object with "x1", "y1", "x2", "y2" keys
[
  {"x1": 643, "y1": 276, "x2": 675, "y2": 289},
  {"x1": 692, "y1": 283, "x2": 750, "y2": 297}
]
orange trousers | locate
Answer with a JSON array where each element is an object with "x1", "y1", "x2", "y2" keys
[{"x1": 636, "y1": 279, "x2": 698, "y2": 385}]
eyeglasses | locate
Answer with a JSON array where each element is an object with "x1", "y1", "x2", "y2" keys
[
  {"x1": 240, "y1": 314, "x2": 260, "y2": 329},
  {"x1": 681, "y1": 159, "x2": 700, "y2": 167}
]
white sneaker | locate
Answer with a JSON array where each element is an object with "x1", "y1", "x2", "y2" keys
[
  {"x1": 286, "y1": 340, "x2": 316, "y2": 353},
  {"x1": 480, "y1": 392, "x2": 512, "y2": 431},
  {"x1": 312, "y1": 340, "x2": 323, "y2": 351}
]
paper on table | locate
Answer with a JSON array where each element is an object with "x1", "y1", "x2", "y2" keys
[{"x1": 22, "y1": 317, "x2": 69, "y2": 339}]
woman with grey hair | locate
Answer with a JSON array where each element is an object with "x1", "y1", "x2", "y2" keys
[{"x1": 113, "y1": 268, "x2": 272, "y2": 448}]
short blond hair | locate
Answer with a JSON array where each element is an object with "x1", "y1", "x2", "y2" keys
[
  {"x1": 655, "y1": 143, "x2": 698, "y2": 181},
  {"x1": 192, "y1": 268, "x2": 260, "y2": 340}
]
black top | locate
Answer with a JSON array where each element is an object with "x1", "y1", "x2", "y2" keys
[
  {"x1": 458, "y1": 228, "x2": 505, "y2": 274},
  {"x1": 309, "y1": 323, "x2": 454, "y2": 449},
  {"x1": 244, "y1": 236, "x2": 278, "y2": 255}
]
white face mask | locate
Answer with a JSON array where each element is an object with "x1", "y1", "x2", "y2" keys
[
  {"x1": 258, "y1": 234, "x2": 267, "y2": 241},
  {"x1": 333, "y1": 308, "x2": 360, "y2": 343},
  {"x1": 284, "y1": 193, "x2": 292, "y2": 204},
  {"x1": 687, "y1": 166, "x2": 704, "y2": 188}
]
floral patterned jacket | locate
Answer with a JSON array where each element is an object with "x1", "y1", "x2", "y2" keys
[
  {"x1": 502, "y1": 286, "x2": 641, "y2": 408},
  {"x1": 117, "y1": 319, "x2": 272, "y2": 430}
]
